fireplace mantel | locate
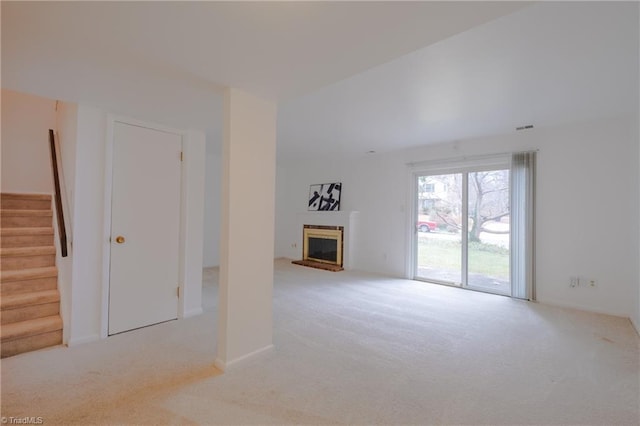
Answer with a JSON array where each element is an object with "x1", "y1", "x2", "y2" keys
[{"x1": 295, "y1": 211, "x2": 359, "y2": 270}]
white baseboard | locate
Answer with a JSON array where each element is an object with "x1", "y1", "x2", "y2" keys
[
  {"x1": 215, "y1": 344, "x2": 274, "y2": 372},
  {"x1": 535, "y1": 298, "x2": 629, "y2": 319},
  {"x1": 183, "y1": 307, "x2": 204, "y2": 318},
  {"x1": 68, "y1": 334, "x2": 100, "y2": 347}
]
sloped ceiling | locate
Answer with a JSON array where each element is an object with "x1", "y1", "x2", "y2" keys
[
  {"x1": 277, "y1": 2, "x2": 639, "y2": 161},
  {"x1": 2, "y1": 2, "x2": 637, "y2": 161},
  {"x1": 2, "y1": 1, "x2": 528, "y2": 153}
]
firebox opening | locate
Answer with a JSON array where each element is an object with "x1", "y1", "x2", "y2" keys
[
  {"x1": 293, "y1": 225, "x2": 344, "y2": 271},
  {"x1": 308, "y1": 237, "x2": 338, "y2": 263}
]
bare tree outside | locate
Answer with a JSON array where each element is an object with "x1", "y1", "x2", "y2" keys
[
  {"x1": 468, "y1": 170, "x2": 510, "y2": 242},
  {"x1": 418, "y1": 171, "x2": 510, "y2": 241}
]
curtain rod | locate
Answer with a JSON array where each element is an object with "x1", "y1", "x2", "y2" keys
[{"x1": 405, "y1": 149, "x2": 539, "y2": 168}]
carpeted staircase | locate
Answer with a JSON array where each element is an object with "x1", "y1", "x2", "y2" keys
[{"x1": 1, "y1": 193, "x2": 63, "y2": 358}]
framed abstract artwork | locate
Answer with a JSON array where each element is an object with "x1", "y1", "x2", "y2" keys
[{"x1": 308, "y1": 182, "x2": 341, "y2": 211}]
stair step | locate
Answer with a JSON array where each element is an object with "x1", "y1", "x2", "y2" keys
[
  {"x1": 1, "y1": 277, "x2": 58, "y2": 296},
  {"x1": 2, "y1": 289, "x2": 60, "y2": 310},
  {"x1": 1, "y1": 193, "x2": 52, "y2": 201},
  {"x1": 1, "y1": 246, "x2": 56, "y2": 256},
  {"x1": 2, "y1": 227, "x2": 55, "y2": 236},
  {"x1": 1, "y1": 210, "x2": 53, "y2": 228},
  {"x1": 1, "y1": 193, "x2": 52, "y2": 210},
  {"x1": 0, "y1": 209, "x2": 53, "y2": 216},
  {"x1": 0, "y1": 246, "x2": 55, "y2": 271},
  {"x1": 1, "y1": 194, "x2": 62, "y2": 357},
  {"x1": 1, "y1": 267, "x2": 58, "y2": 296},
  {"x1": 1, "y1": 266, "x2": 58, "y2": 283},
  {"x1": 1, "y1": 246, "x2": 56, "y2": 257},
  {"x1": 1, "y1": 315, "x2": 62, "y2": 342},
  {"x1": 1, "y1": 227, "x2": 54, "y2": 248},
  {"x1": 2, "y1": 302, "x2": 60, "y2": 325},
  {"x1": 1, "y1": 329, "x2": 62, "y2": 358},
  {"x1": 1, "y1": 289, "x2": 61, "y2": 326}
]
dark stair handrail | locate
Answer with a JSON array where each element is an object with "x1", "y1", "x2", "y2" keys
[{"x1": 49, "y1": 129, "x2": 68, "y2": 257}]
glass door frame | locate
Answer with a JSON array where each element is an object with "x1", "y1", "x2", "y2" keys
[{"x1": 410, "y1": 160, "x2": 511, "y2": 296}]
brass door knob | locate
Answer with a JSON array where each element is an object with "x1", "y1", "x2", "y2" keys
[{"x1": 115, "y1": 236, "x2": 125, "y2": 244}]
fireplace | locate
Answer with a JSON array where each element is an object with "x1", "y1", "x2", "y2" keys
[{"x1": 292, "y1": 225, "x2": 344, "y2": 271}]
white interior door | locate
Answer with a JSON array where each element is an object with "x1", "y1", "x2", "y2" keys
[{"x1": 108, "y1": 122, "x2": 182, "y2": 335}]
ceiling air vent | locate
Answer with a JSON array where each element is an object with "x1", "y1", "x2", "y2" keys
[{"x1": 516, "y1": 125, "x2": 534, "y2": 131}]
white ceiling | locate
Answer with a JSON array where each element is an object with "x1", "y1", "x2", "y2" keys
[
  {"x1": 2, "y1": 2, "x2": 638, "y2": 162},
  {"x1": 2, "y1": 1, "x2": 527, "y2": 153},
  {"x1": 277, "y1": 1, "x2": 640, "y2": 161}
]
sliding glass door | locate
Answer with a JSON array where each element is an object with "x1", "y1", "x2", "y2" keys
[
  {"x1": 414, "y1": 166, "x2": 511, "y2": 296},
  {"x1": 467, "y1": 169, "x2": 510, "y2": 294},
  {"x1": 415, "y1": 173, "x2": 463, "y2": 285}
]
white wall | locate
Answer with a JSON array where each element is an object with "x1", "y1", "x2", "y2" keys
[
  {"x1": 203, "y1": 151, "x2": 222, "y2": 267},
  {"x1": 276, "y1": 115, "x2": 639, "y2": 319},
  {"x1": 530, "y1": 116, "x2": 637, "y2": 318},
  {"x1": 277, "y1": 152, "x2": 408, "y2": 276},
  {"x1": 634, "y1": 111, "x2": 640, "y2": 333},
  {"x1": 55, "y1": 102, "x2": 78, "y2": 222},
  {"x1": 217, "y1": 88, "x2": 277, "y2": 369},
  {"x1": 634, "y1": 15, "x2": 640, "y2": 334},
  {"x1": 181, "y1": 129, "x2": 206, "y2": 318},
  {"x1": 68, "y1": 104, "x2": 107, "y2": 344},
  {"x1": 54, "y1": 100, "x2": 78, "y2": 344},
  {"x1": 1, "y1": 89, "x2": 56, "y2": 193},
  {"x1": 274, "y1": 164, "x2": 289, "y2": 258}
]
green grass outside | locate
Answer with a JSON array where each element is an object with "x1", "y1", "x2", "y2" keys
[{"x1": 417, "y1": 237, "x2": 509, "y2": 279}]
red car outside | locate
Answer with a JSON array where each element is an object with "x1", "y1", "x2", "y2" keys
[{"x1": 417, "y1": 215, "x2": 437, "y2": 232}]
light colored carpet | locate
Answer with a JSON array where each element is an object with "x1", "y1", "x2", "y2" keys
[{"x1": 2, "y1": 259, "x2": 638, "y2": 425}]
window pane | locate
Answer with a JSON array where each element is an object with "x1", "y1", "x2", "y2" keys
[
  {"x1": 467, "y1": 169, "x2": 510, "y2": 294},
  {"x1": 416, "y1": 173, "x2": 462, "y2": 284}
]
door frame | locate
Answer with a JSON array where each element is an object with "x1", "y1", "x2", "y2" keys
[
  {"x1": 406, "y1": 154, "x2": 512, "y2": 295},
  {"x1": 100, "y1": 115, "x2": 190, "y2": 339},
  {"x1": 409, "y1": 170, "x2": 468, "y2": 287}
]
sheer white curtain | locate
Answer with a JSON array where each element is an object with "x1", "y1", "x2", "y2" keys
[{"x1": 510, "y1": 151, "x2": 537, "y2": 300}]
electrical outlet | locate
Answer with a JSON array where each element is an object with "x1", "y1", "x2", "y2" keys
[{"x1": 570, "y1": 276, "x2": 597, "y2": 288}]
